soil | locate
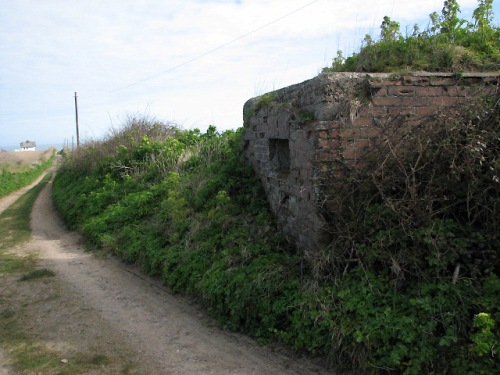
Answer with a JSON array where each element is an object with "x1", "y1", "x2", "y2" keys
[{"x1": 0, "y1": 166, "x2": 332, "y2": 374}]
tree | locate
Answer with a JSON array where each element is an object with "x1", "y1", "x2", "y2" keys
[
  {"x1": 473, "y1": 0, "x2": 494, "y2": 44},
  {"x1": 440, "y1": 0, "x2": 462, "y2": 40},
  {"x1": 380, "y1": 16, "x2": 401, "y2": 42},
  {"x1": 428, "y1": 11, "x2": 441, "y2": 35}
]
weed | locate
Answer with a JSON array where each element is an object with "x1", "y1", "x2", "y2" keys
[
  {"x1": 73, "y1": 352, "x2": 109, "y2": 365},
  {"x1": 0, "y1": 254, "x2": 36, "y2": 275},
  {"x1": 0, "y1": 309, "x2": 16, "y2": 319},
  {"x1": 253, "y1": 92, "x2": 279, "y2": 112},
  {"x1": 299, "y1": 110, "x2": 315, "y2": 123},
  {"x1": 18, "y1": 268, "x2": 56, "y2": 281}
]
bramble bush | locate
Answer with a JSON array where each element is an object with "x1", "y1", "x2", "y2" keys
[{"x1": 310, "y1": 89, "x2": 499, "y2": 372}]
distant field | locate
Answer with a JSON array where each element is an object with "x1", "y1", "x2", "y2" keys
[
  {"x1": 0, "y1": 149, "x2": 55, "y2": 172},
  {"x1": 0, "y1": 149, "x2": 56, "y2": 198}
]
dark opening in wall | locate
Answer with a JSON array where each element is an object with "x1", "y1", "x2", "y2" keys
[{"x1": 269, "y1": 138, "x2": 290, "y2": 174}]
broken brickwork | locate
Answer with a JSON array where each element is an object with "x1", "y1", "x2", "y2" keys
[{"x1": 242, "y1": 72, "x2": 499, "y2": 252}]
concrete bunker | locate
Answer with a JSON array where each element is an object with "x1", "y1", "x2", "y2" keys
[{"x1": 242, "y1": 72, "x2": 499, "y2": 253}]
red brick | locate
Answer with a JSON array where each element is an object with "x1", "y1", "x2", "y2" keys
[
  {"x1": 401, "y1": 97, "x2": 430, "y2": 107},
  {"x1": 370, "y1": 87, "x2": 389, "y2": 96},
  {"x1": 353, "y1": 117, "x2": 374, "y2": 127},
  {"x1": 355, "y1": 140, "x2": 370, "y2": 150},
  {"x1": 414, "y1": 107, "x2": 435, "y2": 116},
  {"x1": 317, "y1": 152, "x2": 332, "y2": 162},
  {"x1": 388, "y1": 86, "x2": 416, "y2": 96},
  {"x1": 369, "y1": 78, "x2": 403, "y2": 87},
  {"x1": 443, "y1": 86, "x2": 468, "y2": 97},
  {"x1": 415, "y1": 87, "x2": 445, "y2": 96},
  {"x1": 342, "y1": 149, "x2": 357, "y2": 161},
  {"x1": 372, "y1": 97, "x2": 402, "y2": 106},
  {"x1": 318, "y1": 140, "x2": 340, "y2": 149},
  {"x1": 360, "y1": 127, "x2": 381, "y2": 139},
  {"x1": 358, "y1": 106, "x2": 387, "y2": 117},
  {"x1": 318, "y1": 130, "x2": 328, "y2": 138},
  {"x1": 340, "y1": 129, "x2": 358, "y2": 139},
  {"x1": 430, "y1": 77, "x2": 457, "y2": 86},
  {"x1": 328, "y1": 129, "x2": 340, "y2": 138},
  {"x1": 430, "y1": 97, "x2": 460, "y2": 106},
  {"x1": 355, "y1": 160, "x2": 368, "y2": 169},
  {"x1": 387, "y1": 107, "x2": 414, "y2": 118},
  {"x1": 403, "y1": 76, "x2": 430, "y2": 85}
]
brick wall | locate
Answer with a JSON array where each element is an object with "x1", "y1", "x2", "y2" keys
[{"x1": 242, "y1": 72, "x2": 499, "y2": 253}]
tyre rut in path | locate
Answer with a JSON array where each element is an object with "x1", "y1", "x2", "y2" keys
[{"x1": 21, "y1": 174, "x2": 331, "y2": 374}]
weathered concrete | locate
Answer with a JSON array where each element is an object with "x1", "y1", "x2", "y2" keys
[{"x1": 242, "y1": 72, "x2": 499, "y2": 253}]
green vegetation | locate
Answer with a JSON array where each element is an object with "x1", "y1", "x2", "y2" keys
[
  {"x1": 325, "y1": 0, "x2": 500, "y2": 72},
  {"x1": 0, "y1": 331, "x2": 115, "y2": 375},
  {"x1": 0, "y1": 172, "x2": 52, "y2": 254},
  {"x1": 316, "y1": 94, "x2": 499, "y2": 373},
  {"x1": 0, "y1": 151, "x2": 55, "y2": 199},
  {"x1": 0, "y1": 178, "x2": 41, "y2": 276},
  {"x1": 52, "y1": 94, "x2": 499, "y2": 373},
  {"x1": 18, "y1": 268, "x2": 56, "y2": 281}
]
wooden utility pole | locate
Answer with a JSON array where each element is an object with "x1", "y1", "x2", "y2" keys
[{"x1": 74, "y1": 92, "x2": 80, "y2": 148}]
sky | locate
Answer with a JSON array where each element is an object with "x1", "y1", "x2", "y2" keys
[{"x1": 0, "y1": 0, "x2": 497, "y2": 149}]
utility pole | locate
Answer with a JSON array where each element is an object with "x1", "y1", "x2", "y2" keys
[{"x1": 74, "y1": 92, "x2": 80, "y2": 148}]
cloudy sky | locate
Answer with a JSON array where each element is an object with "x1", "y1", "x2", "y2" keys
[{"x1": 0, "y1": 0, "x2": 496, "y2": 149}]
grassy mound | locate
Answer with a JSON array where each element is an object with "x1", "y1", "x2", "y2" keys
[{"x1": 325, "y1": 0, "x2": 500, "y2": 73}]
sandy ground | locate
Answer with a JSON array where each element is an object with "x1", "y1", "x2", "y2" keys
[{"x1": 0, "y1": 166, "x2": 332, "y2": 374}]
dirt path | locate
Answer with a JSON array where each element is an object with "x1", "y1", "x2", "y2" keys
[{"x1": 1, "y1": 172, "x2": 331, "y2": 374}]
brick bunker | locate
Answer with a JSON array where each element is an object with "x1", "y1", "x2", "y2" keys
[{"x1": 242, "y1": 72, "x2": 499, "y2": 253}]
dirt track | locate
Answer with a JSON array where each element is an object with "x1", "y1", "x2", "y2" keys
[{"x1": 0, "y1": 167, "x2": 331, "y2": 374}]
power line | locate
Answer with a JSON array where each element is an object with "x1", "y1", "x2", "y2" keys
[{"x1": 110, "y1": 0, "x2": 322, "y2": 92}]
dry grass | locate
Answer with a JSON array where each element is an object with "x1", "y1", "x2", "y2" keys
[{"x1": 0, "y1": 149, "x2": 56, "y2": 172}]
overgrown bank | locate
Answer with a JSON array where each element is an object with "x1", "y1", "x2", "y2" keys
[{"x1": 52, "y1": 103, "x2": 498, "y2": 373}]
